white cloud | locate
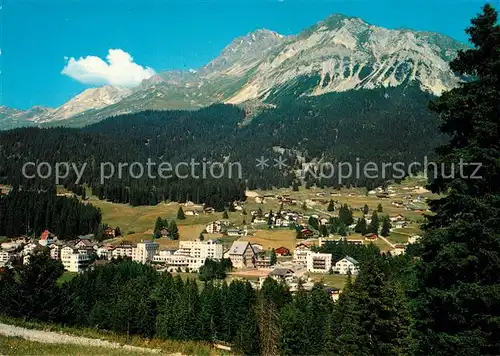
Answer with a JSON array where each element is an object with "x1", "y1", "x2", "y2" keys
[{"x1": 61, "y1": 49, "x2": 155, "y2": 87}]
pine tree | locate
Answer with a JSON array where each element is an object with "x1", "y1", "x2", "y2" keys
[
  {"x1": 381, "y1": 216, "x2": 391, "y2": 237},
  {"x1": 363, "y1": 204, "x2": 369, "y2": 215},
  {"x1": 354, "y1": 217, "x2": 367, "y2": 235},
  {"x1": 154, "y1": 217, "x2": 164, "y2": 232},
  {"x1": 338, "y1": 222, "x2": 348, "y2": 237},
  {"x1": 333, "y1": 257, "x2": 411, "y2": 355},
  {"x1": 338, "y1": 204, "x2": 354, "y2": 226},
  {"x1": 270, "y1": 248, "x2": 277, "y2": 265},
  {"x1": 377, "y1": 203, "x2": 383, "y2": 212},
  {"x1": 414, "y1": 5, "x2": 500, "y2": 354},
  {"x1": 177, "y1": 207, "x2": 186, "y2": 220},
  {"x1": 302, "y1": 202, "x2": 307, "y2": 211},
  {"x1": 222, "y1": 210, "x2": 229, "y2": 219},
  {"x1": 168, "y1": 221, "x2": 179, "y2": 240},
  {"x1": 368, "y1": 211, "x2": 379, "y2": 234},
  {"x1": 199, "y1": 232, "x2": 204, "y2": 241},
  {"x1": 327, "y1": 199, "x2": 335, "y2": 212}
]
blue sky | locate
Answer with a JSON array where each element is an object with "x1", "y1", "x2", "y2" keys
[{"x1": 1, "y1": 0, "x2": 496, "y2": 109}]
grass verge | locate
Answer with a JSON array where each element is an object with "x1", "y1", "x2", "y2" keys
[{"x1": 0, "y1": 316, "x2": 219, "y2": 355}]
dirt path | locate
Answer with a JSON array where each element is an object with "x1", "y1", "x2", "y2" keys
[{"x1": 0, "y1": 322, "x2": 165, "y2": 354}]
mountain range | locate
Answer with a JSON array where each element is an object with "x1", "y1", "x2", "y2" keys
[{"x1": 0, "y1": 14, "x2": 467, "y2": 130}]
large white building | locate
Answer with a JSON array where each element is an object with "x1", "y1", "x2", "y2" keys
[
  {"x1": 306, "y1": 252, "x2": 333, "y2": 273},
  {"x1": 60, "y1": 246, "x2": 90, "y2": 273},
  {"x1": 132, "y1": 240, "x2": 159, "y2": 263},
  {"x1": 178, "y1": 240, "x2": 223, "y2": 259},
  {"x1": 153, "y1": 253, "x2": 205, "y2": 272},
  {"x1": 333, "y1": 256, "x2": 359, "y2": 275},
  {"x1": 110, "y1": 243, "x2": 135, "y2": 259}
]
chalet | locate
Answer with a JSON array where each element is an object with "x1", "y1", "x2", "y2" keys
[
  {"x1": 334, "y1": 256, "x2": 359, "y2": 275},
  {"x1": 394, "y1": 221, "x2": 409, "y2": 229},
  {"x1": 204, "y1": 207, "x2": 215, "y2": 214},
  {"x1": 227, "y1": 241, "x2": 256, "y2": 269},
  {"x1": 391, "y1": 244, "x2": 407, "y2": 256},
  {"x1": 268, "y1": 268, "x2": 295, "y2": 284},
  {"x1": 376, "y1": 192, "x2": 389, "y2": 199},
  {"x1": 389, "y1": 214, "x2": 406, "y2": 222},
  {"x1": 275, "y1": 246, "x2": 290, "y2": 256},
  {"x1": 75, "y1": 239, "x2": 93, "y2": 249},
  {"x1": 391, "y1": 201, "x2": 405, "y2": 208},
  {"x1": 185, "y1": 210, "x2": 196, "y2": 216}
]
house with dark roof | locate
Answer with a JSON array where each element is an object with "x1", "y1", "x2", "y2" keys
[{"x1": 227, "y1": 241, "x2": 256, "y2": 269}]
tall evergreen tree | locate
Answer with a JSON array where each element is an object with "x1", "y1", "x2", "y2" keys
[
  {"x1": 338, "y1": 204, "x2": 354, "y2": 225},
  {"x1": 414, "y1": 5, "x2": 500, "y2": 355},
  {"x1": 270, "y1": 248, "x2": 277, "y2": 266},
  {"x1": 363, "y1": 204, "x2": 369, "y2": 215},
  {"x1": 327, "y1": 199, "x2": 335, "y2": 212},
  {"x1": 368, "y1": 211, "x2": 379, "y2": 234},
  {"x1": 354, "y1": 217, "x2": 367, "y2": 235},
  {"x1": 168, "y1": 221, "x2": 180, "y2": 240},
  {"x1": 177, "y1": 207, "x2": 186, "y2": 220},
  {"x1": 380, "y1": 216, "x2": 391, "y2": 237}
]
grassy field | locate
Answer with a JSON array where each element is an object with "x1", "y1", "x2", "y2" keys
[
  {"x1": 57, "y1": 271, "x2": 78, "y2": 285},
  {"x1": 240, "y1": 229, "x2": 296, "y2": 250},
  {"x1": 307, "y1": 273, "x2": 352, "y2": 289},
  {"x1": 0, "y1": 335, "x2": 154, "y2": 356},
  {"x1": 87, "y1": 177, "x2": 428, "y2": 254}
]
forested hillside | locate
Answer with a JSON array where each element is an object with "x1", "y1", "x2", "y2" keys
[{"x1": 0, "y1": 85, "x2": 442, "y2": 206}]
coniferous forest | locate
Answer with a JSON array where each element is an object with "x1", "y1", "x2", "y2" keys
[
  {"x1": 0, "y1": 4, "x2": 499, "y2": 356},
  {"x1": 0, "y1": 85, "x2": 440, "y2": 207},
  {"x1": 0, "y1": 188, "x2": 101, "y2": 238}
]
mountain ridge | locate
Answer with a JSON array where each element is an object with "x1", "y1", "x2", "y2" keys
[{"x1": 0, "y1": 13, "x2": 467, "y2": 129}]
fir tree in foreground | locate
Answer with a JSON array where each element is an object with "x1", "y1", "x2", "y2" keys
[
  {"x1": 414, "y1": 4, "x2": 500, "y2": 355},
  {"x1": 176, "y1": 207, "x2": 185, "y2": 220}
]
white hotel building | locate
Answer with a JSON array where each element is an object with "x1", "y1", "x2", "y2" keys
[{"x1": 177, "y1": 240, "x2": 223, "y2": 259}]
